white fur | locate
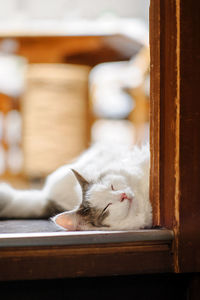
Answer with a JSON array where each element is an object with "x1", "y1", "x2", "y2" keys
[{"x1": 0, "y1": 143, "x2": 152, "y2": 230}]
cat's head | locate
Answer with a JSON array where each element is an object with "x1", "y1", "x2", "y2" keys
[{"x1": 53, "y1": 169, "x2": 140, "y2": 231}]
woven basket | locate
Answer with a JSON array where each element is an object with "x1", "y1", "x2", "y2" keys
[{"x1": 22, "y1": 63, "x2": 90, "y2": 177}]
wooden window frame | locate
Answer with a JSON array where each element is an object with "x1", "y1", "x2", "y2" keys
[
  {"x1": 0, "y1": 0, "x2": 200, "y2": 280},
  {"x1": 150, "y1": 0, "x2": 200, "y2": 273}
]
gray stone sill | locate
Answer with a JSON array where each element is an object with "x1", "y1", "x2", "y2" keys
[{"x1": 0, "y1": 220, "x2": 173, "y2": 248}]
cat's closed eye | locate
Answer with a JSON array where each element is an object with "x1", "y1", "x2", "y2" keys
[
  {"x1": 111, "y1": 184, "x2": 115, "y2": 191},
  {"x1": 102, "y1": 203, "x2": 112, "y2": 214}
]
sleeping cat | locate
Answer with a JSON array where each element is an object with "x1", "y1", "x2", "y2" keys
[{"x1": 0, "y1": 143, "x2": 152, "y2": 231}]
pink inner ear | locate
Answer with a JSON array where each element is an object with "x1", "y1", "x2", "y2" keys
[{"x1": 54, "y1": 212, "x2": 78, "y2": 231}]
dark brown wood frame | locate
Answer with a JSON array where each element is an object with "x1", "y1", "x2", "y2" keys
[
  {"x1": 150, "y1": 0, "x2": 200, "y2": 273},
  {"x1": 0, "y1": 0, "x2": 200, "y2": 280}
]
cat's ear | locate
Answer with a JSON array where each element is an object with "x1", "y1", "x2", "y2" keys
[
  {"x1": 71, "y1": 169, "x2": 89, "y2": 193},
  {"x1": 52, "y1": 211, "x2": 78, "y2": 231}
]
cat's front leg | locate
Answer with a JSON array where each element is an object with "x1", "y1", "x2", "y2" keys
[
  {"x1": 0, "y1": 182, "x2": 49, "y2": 218},
  {"x1": 0, "y1": 183, "x2": 14, "y2": 214},
  {"x1": 0, "y1": 168, "x2": 82, "y2": 219},
  {"x1": 44, "y1": 167, "x2": 82, "y2": 212}
]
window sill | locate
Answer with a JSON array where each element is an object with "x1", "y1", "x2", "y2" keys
[{"x1": 0, "y1": 220, "x2": 174, "y2": 280}]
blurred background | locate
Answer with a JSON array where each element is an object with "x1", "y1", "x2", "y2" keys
[{"x1": 0, "y1": 0, "x2": 150, "y2": 188}]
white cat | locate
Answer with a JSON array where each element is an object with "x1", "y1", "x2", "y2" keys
[{"x1": 0, "y1": 143, "x2": 152, "y2": 231}]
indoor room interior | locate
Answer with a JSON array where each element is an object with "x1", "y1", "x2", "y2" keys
[
  {"x1": 0, "y1": 0, "x2": 150, "y2": 189},
  {"x1": 0, "y1": 1, "x2": 200, "y2": 299}
]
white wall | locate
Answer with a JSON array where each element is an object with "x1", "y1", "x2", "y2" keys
[{"x1": 0, "y1": 0, "x2": 149, "y2": 23}]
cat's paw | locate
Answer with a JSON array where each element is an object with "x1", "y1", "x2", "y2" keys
[{"x1": 0, "y1": 183, "x2": 13, "y2": 211}]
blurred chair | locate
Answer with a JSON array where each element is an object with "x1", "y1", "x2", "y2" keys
[
  {"x1": 89, "y1": 46, "x2": 150, "y2": 145},
  {"x1": 126, "y1": 46, "x2": 150, "y2": 144}
]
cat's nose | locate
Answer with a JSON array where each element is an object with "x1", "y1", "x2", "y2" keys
[
  {"x1": 120, "y1": 193, "x2": 133, "y2": 202},
  {"x1": 120, "y1": 193, "x2": 128, "y2": 202}
]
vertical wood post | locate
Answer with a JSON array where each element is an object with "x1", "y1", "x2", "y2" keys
[{"x1": 150, "y1": 0, "x2": 200, "y2": 272}]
